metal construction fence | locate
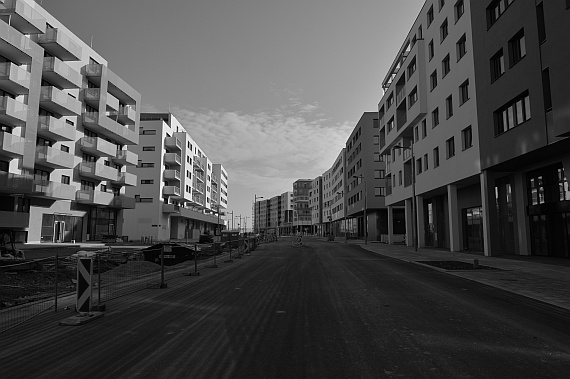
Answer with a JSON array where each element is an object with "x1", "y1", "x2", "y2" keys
[{"x1": 0, "y1": 237, "x2": 265, "y2": 333}]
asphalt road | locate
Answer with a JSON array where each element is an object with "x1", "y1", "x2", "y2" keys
[{"x1": 2, "y1": 238, "x2": 570, "y2": 378}]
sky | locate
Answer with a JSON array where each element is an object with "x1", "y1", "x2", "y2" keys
[{"x1": 40, "y1": 0, "x2": 425, "y2": 231}]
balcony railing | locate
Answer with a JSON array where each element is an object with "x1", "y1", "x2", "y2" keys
[
  {"x1": 0, "y1": 131, "x2": 25, "y2": 158},
  {"x1": 35, "y1": 145, "x2": 75, "y2": 169},
  {"x1": 31, "y1": 180, "x2": 75, "y2": 200},
  {"x1": 80, "y1": 136, "x2": 117, "y2": 158},
  {"x1": 0, "y1": 96, "x2": 27, "y2": 126},
  {"x1": 0, "y1": 61, "x2": 30, "y2": 94},
  {"x1": 77, "y1": 161, "x2": 118, "y2": 181},
  {"x1": 40, "y1": 86, "x2": 81, "y2": 116},
  {"x1": 35, "y1": 27, "x2": 82, "y2": 61},
  {"x1": 37, "y1": 115, "x2": 75, "y2": 141},
  {"x1": 163, "y1": 186, "x2": 181, "y2": 197},
  {"x1": 164, "y1": 169, "x2": 181, "y2": 181},
  {"x1": 75, "y1": 189, "x2": 114, "y2": 206},
  {"x1": 113, "y1": 149, "x2": 138, "y2": 166},
  {"x1": 42, "y1": 56, "x2": 81, "y2": 89},
  {"x1": 0, "y1": 0, "x2": 46, "y2": 34},
  {"x1": 164, "y1": 153, "x2": 181, "y2": 166}
]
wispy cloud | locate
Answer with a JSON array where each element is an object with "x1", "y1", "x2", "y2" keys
[{"x1": 171, "y1": 106, "x2": 353, "y2": 196}]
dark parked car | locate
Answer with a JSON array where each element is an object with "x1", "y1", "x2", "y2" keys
[{"x1": 199, "y1": 234, "x2": 214, "y2": 243}]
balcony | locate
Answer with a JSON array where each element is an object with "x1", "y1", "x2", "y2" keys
[
  {"x1": 34, "y1": 27, "x2": 82, "y2": 61},
  {"x1": 163, "y1": 185, "x2": 181, "y2": 197},
  {"x1": 108, "y1": 106, "x2": 136, "y2": 125},
  {"x1": 76, "y1": 161, "x2": 118, "y2": 181},
  {"x1": 35, "y1": 145, "x2": 75, "y2": 169},
  {"x1": 164, "y1": 153, "x2": 181, "y2": 166},
  {"x1": 162, "y1": 203, "x2": 180, "y2": 214},
  {"x1": 0, "y1": 0, "x2": 46, "y2": 34},
  {"x1": 112, "y1": 149, "x2": 137, "y2": 166},
  {"x1": 0, "y1": 210, "x2": 29, "y2": 228},
  {"x1": 193, "y1": 156, "x2": 205, "y2": 171},
  {"x1": 0, "y1": 131, "x2": 24, "y2": 158},
  {"x1": 0, "y1": 20, "x2": 39, "y2": 64},
  {"x1": 40, "y1": 86, "x2": 81, "y2": 116},
  {"x1": 0, "y1": 61, "x2": 30, "y2": 94},
  {"x1": 83, "y1": 64, "x2": 102, "y2": 86},
  {"x1": 0, "y1": 96, "x2": 26, "y2": 126},
  {"x1": 42, "y1": 56, "x2": 81, "y2": 89},
  {"x1": 110, "y1": 195, "x2": 135, "y2": 209},
  {"x1": 163, "y1": 169, "x2": 180, "y2": 182},
  {"x1": 0, "y1": 171, "x2": 32, "y2": 194},
  {"x1": 110, "y1": 171, "x2": 136, "y2": 187},
  {"x1": 396, "y1": 85, "x2": 406, "y2": 106},
  {"x1": 192, "y1": 195, "x2": 205, "y2": 207},
  {"x1": 79, "y1": 136, "x2": 117, "y2": 158},
  {"x1": 37, "y1": 115, "x2": 75, "y2": 141},
  {"x1": 194, "y1": 171, "x2": 204, "y2": 183},
  {"x1": 75, "y1": 189, "x2": 114, "y2": 206},
  {"x1": 82, "y1": 87, "x2": 100, "y2": 108},
  {"x1": 31, "y1": 180, "x2": 75, "y2": 200},
  {"x1": 164, "y1": 136, "x2": 182, "y2": 152},
  {"x1": 82, "y1": 112, "x2": 138, "y2": 145},
  {"x1": 192, "y1": 181, "x2": 204, "y2": 194}
]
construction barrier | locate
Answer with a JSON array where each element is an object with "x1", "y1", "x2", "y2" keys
[{"x1": 76, "y1": 257, "x2": 93, "y2": 312}]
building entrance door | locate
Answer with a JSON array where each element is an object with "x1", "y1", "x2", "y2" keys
[{"x1": 54, "y1": 221, "x2": 65, "y2": 243}]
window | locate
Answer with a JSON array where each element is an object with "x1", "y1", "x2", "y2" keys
[
  {"x1": 439, "y1": 0, "x2": 445, "y2": 11},
  {"x1": 387, "y1": 117, "x2": 395, "y2": 132},
  {"x1": 422, "y1": 120, "x2": 427, "y2": 139},
  {"x1": 457, "y1": 34, "x2": 467, "y2": 60},
  {"x1": 414, "y1": 126, "x2": 419, "y2": 142},
  {"x1": 142, "y1": 146, "x2": 155, "y2": 151},
  {"x1": 490, "y1": 49, "x2": 505, "y2": 82},
  {"x1": 140, "y1": 162, "x2": 154, "y2": 168},
  {"x1": 446, "y1": 137, "x2": 455, "y2": 158},
  {"x1": 428, "y1": 40, "x2": 434, "y2": 61},
  {"x1": 440, "y1": 19, "x2": 448, "y2": 43},
  {"x1": 141, "y1": 179, "x2": 154, "y2": 184},
  {"x1": 141, "y1": 129, "x2": 156, "y2": 135},
  {"x1": 373, "y1": 135, "x2": 379, "y2": 145},
  {"x1": 542, "y1": 68, "x2": 552, "y2": 111},
  {"x1": 459, "y1": 79, "x2": 469, "y2": 105},
  {"x1": 408, "y1": 87, "x2": 418, "y2": 107},
  {"x1": 446, "y1": 95, "x2": 453, "y2": 118},
  {"x1": 494, "y1": 91, "x2": 531, "y2": 135},
  {"x1": 537, "y1": 3, "x2": 546, "y2": 44},
  {"x1": 430, "y1": 70, "x2": 438, "y2": 91},
  {"x1": 61, "y1": 145, "x2": 69, "y2": 153},
  {"x1": 374, "y1": 170, "x2": 385, "y2": 179},
  {"x1": 432, "y1": 107, "x2": 440, "y2": 127},
  {"x1": 433, "y1": 147, "x2": 440, "y2": 168},
  {"x1": 399, "y1": 171, "x2": 403, "y2": 186},
  {"x1": 374, "y1": 153, "x2": 380, "y2": 162},
  {"x1": 427, "y1": 5, "x2": 434, "y2": 26},
  {"x1": 423, "y1": 154, "x2": 429, "y2": 171},
  {"x1": 61, "y1": 175, "x2": 70, "y2": 185},
  {"x1": 387, "y1": 93, "x2": 394, "y2": 108},
  {"x1": 487, "y1": 0, "x2": 514, "y2": 28},
  {"x1": 509, "y1": 29, "x2": 526, "y2": 67},
  {"x1": 462, "y1": 126, "x2": 473, "y2": 150},
  {"x1": 375, "y1": 187, "x2": 386, "y2": 196},
  {"x1": 442, "y1": 54, "x2": 451, "y2": 77},
  {"x1": 416, "y1": 158, "x2": 423, "y2": 175},
  {"x1": 455, "y1": 0, "x2": 464, "y2": 22},
  {"x1": 407, "y1": 57, "x2": 416, "y2": 78}
]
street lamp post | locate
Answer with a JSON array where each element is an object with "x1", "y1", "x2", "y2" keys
[
  {"x1": 352, "y1": 175, "x2": 367, "y2": 245},
  {"x1": 254, "y1": 195, "x2": 264, "y2": 234},
  {"x1": 392, "y1": 143, "x2": 418, "y2": 252}
]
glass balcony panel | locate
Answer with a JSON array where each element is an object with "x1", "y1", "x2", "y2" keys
[
  {"x1": 0, "y1": 96, "x2": 27, "y2": 126},
  {"x1": 164, "y1": 169, "x2": 180, "y2": 181},
  {"x1": 0, "y1": 131, "x2": 24, "y2": 158},
  {"x1": 163, "y1": 186, "x2": 181, "y2": 197},
  {"x1": 40, "y1": 86, "x2": 81, "y2": 116},
  {"x1": 99, "y1": 115, "x2": 138, "y2": 145},
  {"x1": 112, "y1": 172, "x2": 136, "y2": 187},
  {"x1": 0, "y1": 210, "x2": 29, "y2": 228},
  {"x1": 0, "y1": 170, "x2": 32, "y2": 194},
  {"x1": 37, "y1": 115, "x2": 75, "y2": 141},
  {"x1": 77, "y1": 161, "x2": 118, "y2": 181},
  {"x1": 164, "y1": 136, "x2": 182, "y2": 151},
  {"x1": 105, "y1": 92, "x2": 119, "y2": 111},
  {"x1": 0, "y1": 20, "x2": 38, "y2": 64},
  {"x1": 80, "y1": 136, "x2": 116, "y2": 157},
  {"x1": 162, "y1": 203, "x2": 180, "y2": 213},
  {"x1": 111, "y1": 195, "x2": 135, "y2": 209},
  {"x1": 32, "y1": 179, "x2": 75, "y2": 200},
  {"x1": 82, "y1": 87, "x2": 100, "y2": 107},
  {"x1": 75, "y1": 189, "x2": 113, "y2": 205},
  {"x1": 42, "y1": 56, "x2": 81, "y2": 89},
  {"x1": 113, "y1": 149, "x2": 138, "y2": 166},
  {"x1": 35, "y1": 145, "x2": 75, "y2": 169},
  {"x1": 0, "y1": 61, "x2": 30, "y2": 94},
  {"x1": 164, "y1": 153, "x2": 181, "y2": 166},
  {"x1": 0, "y1": 0, "x2": 46, "y2": 34},
  {"x1": 35, "y1": 28, "x2": 82, "y2": 61}
]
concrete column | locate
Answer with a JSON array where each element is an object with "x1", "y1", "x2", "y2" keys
[
  {"x1": 480, "y1": 170, "x2": 500, "y2": 256},
  {"x1": 416, "y1": 195, "x2": 425, "y2": 248},
  {"x1": 513, "y1": 171, "x2": 531, "y2": 255},
  {"x1": 447, "y1": 184, "x2": 461, "y2": 252},
  {"x1": 404, "y1": 198, "x2": 413, "y2": 247},
  {"x1": 387, "y1": 205, "x2": 394, "y2": 244}
]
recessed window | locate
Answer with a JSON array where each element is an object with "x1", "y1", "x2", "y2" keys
[
  {"x1": 487, "y1": 0, "x2": 515, "y2": 28},
  {"x1": 414, "y1": 125, "x2": 419, "y2": 142},
  {"x1": 440, "y1": 19, "x2": 448, "y2": 43},
  {"x1": 432, "y1": 107, "x2": 440, "y2": 127},
  {"x1": 428, "y1": 40, "x2": 434, "y2": 61},
  {"x1": 142, "y1": 146, "x2": 155, "y2": 151},
  {"x1": 509, "y1": 29, "x2": 526, "y2": 67},
  {"x1": 387, "y1": 117, "x2": 395, "y2": 132},
  {"x1": 459, "y1": 79, "x2": 470, "y2": 105},
  {"x1": 141, "y1": 129, "x2": 156, "y2": 135},
  {"x1": 423, "y1": 154, "x2": 429, "y2": 171},
  {"x1": 457, "y1": 34, "x2": 467, "y2": 60},
  {"x1": 141, "y1": 179, "x2": 154, "y2": 184},
  {"x1": 430, "y1": 70, "x2": 438, "y2": 91},
  {"x1": 416, "y1": 158, "x2": 423, "y2": 175},
  {"x1": 494, "y1": 91, "x2": 531, "y2": 135},
  {"x1": 433, "y1": 147, "x2": 440, "y2": 168},
  {"x1": 140, "y1": 163, "x2": 154, "y2": 168},
  {"x1": 439, "y1": 0, "x2": 446, "y2": 11},
  {"x1": 442, "y1": 54, "x2": 451, "y2": 77},
  {"x1": 490, "y1": 49, "x2": 505, "y2": 82},
  {"x1": 446, "y1": 95, "x2": 453, "y2": 118},
  {"x1": 462, "y1": 126, "x2": 473, "y2": 150},
  {"x1": 61, "y1": 175, "x2": 70, "y2": 185},
  {"x1": 427, "y1": 5, "x2": 434, "y2": 26},
  {"x1": 408, "y1": 87, "x2": 418, "y2": 107},
  {"x1": 455, "y1": 0, "x2": 464, "y2": 23},
  {"x1": 407, "y1": 57, "x2": 417, "y2": 78},
  {"x1": 446, "y1": 137, "x2": 455, "y2": 158},
  {"x1": 422, "y1": 119, "x2": 427, "y2": 139},
  {"x1": 387, "y1": 93, "x2": 394, "y2": 108}
]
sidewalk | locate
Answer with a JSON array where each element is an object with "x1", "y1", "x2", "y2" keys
[{"x1": 333, "y1": 238, "x2": 570, "y2": 311}]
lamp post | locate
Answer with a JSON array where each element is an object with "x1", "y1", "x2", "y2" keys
[
  {"x1": 254, "y1": 195, "x2": 264, "y2": 234},
  {"x1": 353, "y1": 174, "x2": 367, "y2": 245},
  {"x1": 227, "y1": 210, "x2": 234, "y2": 231},
  {"x1": 392, "y1": 143, "x2": 418, "y2": 252}
]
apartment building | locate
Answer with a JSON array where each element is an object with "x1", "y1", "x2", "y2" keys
[
  {"x1": 469, "y1": 0, "x2": 570, "y2": 257},
  {"x1": 0, "y1": 0, "x2": 140, "y2": 243},
  {"x1": 293, "y1": 179, "x2": 312, "y2": 234},
  {"x1": 320, "y1": 149, "x2": 346, "y2": 237},
  {"x1": 310, "y1": 176, "x2": 322, "y2": 235},
  {"x1": 123, "y1": 113, "x2": 227, "y2": 242},
  {"x1": 254, "y1": 191, "x2": 294, "y2": 235},
  {"x1": 379, "y1": 0, "x2": 570, "y2": 258},
  {"x1": 346, "y1": 112, "x2": 388, "y2": 241}
]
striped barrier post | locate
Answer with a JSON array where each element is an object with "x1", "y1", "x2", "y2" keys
[{"x1": 76, "y1": 257, "x2": 93, "y2": 313}]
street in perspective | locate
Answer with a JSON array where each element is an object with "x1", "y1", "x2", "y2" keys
[{"x1": 2, "y1": 238, "x2": 570, "y2": 378}]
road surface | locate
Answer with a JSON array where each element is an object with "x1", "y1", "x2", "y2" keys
[{"x1": 2, "y1": 238, "x2": 570, "y2": 378}]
